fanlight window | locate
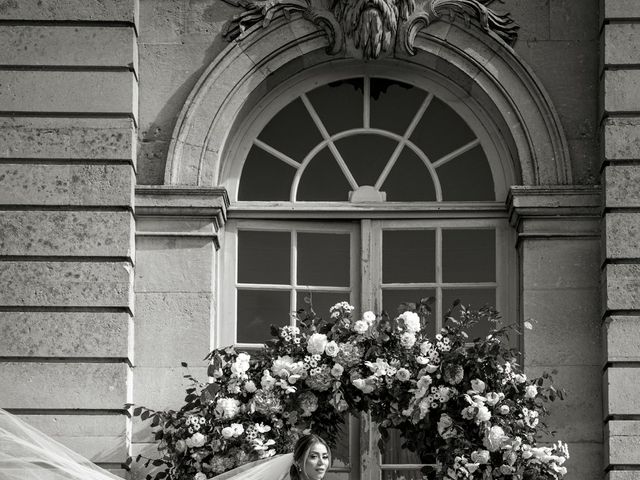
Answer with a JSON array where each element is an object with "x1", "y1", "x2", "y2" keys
[{"x1": 238, "y1": 77, "x2": 495, "y2": 202}]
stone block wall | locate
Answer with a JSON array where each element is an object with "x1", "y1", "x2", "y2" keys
[
  {"x1": 0, "y1": 0, "x2": 138, "y2": 475},
  {"x1": 601, "y1": 0, "x2": 640, "y2": 477}
]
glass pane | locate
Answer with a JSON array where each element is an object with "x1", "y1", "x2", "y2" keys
[
  {"x1": 442, "y1": 229, "x2": 495, "y2": 282},
  {"x1": 239, "y1": 145, "x2": 296, "y2": 201},
  {"x1": 438, "y1": 145, "x2": 495, "y2": 201},
  {"x1": 381, "y1": 429, "x2": 428, "y2": 464},
  {"x1": 237, "y1": 289, "x2": 290, "y2": 343},
  {"x1": 442, "y1": 288, "x2": 496, "y2": 341},
  {"x1": 382, "y1": 470, "x2": 428, "y2": 480},
  {"x1": 297, "y1": 291, "x2": 351, "y2": 322},
  {"x1": 334, "y1": 134, "x2": 397, "y2": 187},
  {"x1": 307, "y1": 78, "x2": 363, "y2": 135},
  {"x1": 297, "y1": 147, "x2": 352, "y2": 201},
  {"x1": 382, "y1": 146, "x2": 436, "y2": 201},
  {"x1": 298, "y1": 232, "x2": 350, "y2": 287},
  {"x1": 370, "y1": 78, "x2": 426, "y2": 136},
  {"x1": 329, "y1": 414, "x2": 351, "y2": 468},
  {"x1": 383, "y1": 230, "x2": 435, "y2": 283},
  {"x1": 238, "y1": 230, "x2": 290, "y2": 284},
  {"x1": 410, "y1": 97, "x2": 476, "y2": 162},
  {"x1": 257, "y1": 97, "x2": 323, "y2": 162},
  {"x1": 382, "y1": 289, "x2": 437, "y2": 338}
]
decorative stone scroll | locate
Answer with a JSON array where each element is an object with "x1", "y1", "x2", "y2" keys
[{"x1": 222, "y1": 0, "x2": 518, "y2": 59}]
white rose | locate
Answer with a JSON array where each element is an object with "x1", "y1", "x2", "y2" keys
[
  {"x1": 437, "y1": 414, "x2": 454, "y2": 437},
  {"x1": 417, "y1": 375, "x2": 432, "y2": 390},
  {"x1": 331, "y1": 363, "x2": 344, "y2": 377},
  {"x1": 499, "y1": 405, "x2": 510, "y2": 415},
  {"x1": 399, "y1": 311, "x2": 421, "y2": 333},
  {"x1": 187, "y1": 432, "x2": 207, "y2": 448},
  {"x1": 483, "y1": 426, "x2": 508, "y2": 452},
  {"x1": 514, "y1": 373, "x2": 527, "y2": 383},
  {"x1": 396, "y1": 368, "x2": 411, "y2": 382},
  {"x1": 216, "y1": 398, "x2": 241, "y2": 419},
  {"x1": 466, "y1": 463, "x2": 479, "y2": 473},
  {"x1": 307, "y1": 333, "x2": 328, "y2": 355},
  {"x1": 363, "y1": 311, "x2": 376, "y2": 324},
  {"x1": 231, "y1": 423, "x2": 244, "y2": 436},
  {"x1": 476, "y1": 405, "x2": 491, "y2": 423},
  {"x1": 244, "y1": 380, "x2": 257, "y2": 393},
  {"x1": 221, "y1": 426, "x2": 234, "y2": 439},
  {"x1": 325, "y1": 341, "x2": 340, "y2": 357},
  {"x1": 400, "y1": 332, "x2": 416, "y2": 349},
  {"x1": 194, "y1": 473, "x2": 207, "y2": 480},
  {"x1": 471, "y1": 379, "x2": 486, "y2": 393},
  {"x1": 353, "y1": 320, "x2": 369, "y2": 334},
  {"x1": 525, "y1": 385, "x2": 538, "y2": 399},
  {"x1": 471, "y1": 449, "x2": 490, "y2": 464},
  {"x1": 485, "y1": 392, "x2": 501, "y2": 406}
]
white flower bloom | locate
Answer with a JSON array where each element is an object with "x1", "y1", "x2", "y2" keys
[
  {"x1": 231, "y1": 423, "x2": 244, "y2": 436},
  {"x1": 525, "y1": 385, "x2": 538, "y2": 399},
  {"x1": 353, "y1": 320, "x2": 369, "y2": 334},
  {"x1": 470, "y1": 379, "x2": 486, "y2": 393},
  {"x1": 194, "y1": 473, "x2": 208, "y2": 480},
  {"x1": 399, "y1": 311, "x2": 421, "y2": 333},
  {"x1": 419, "y1": 341, "x2": 432, "y2": 356},
  {"x1": 483, "y1": 426, "x2": 508, "y2": 452},
  {"x1": 186, "y1": 432, "x2": 207, "y2": 448},
  {"x1": 216, "y1": 398, "x2": 241, "y2": 419},
  {"x1": 514, "y1": 373, "x2": 527, "y2": 383},
  {"x1": 325, "y1": 341, "x2": 340, "y2": 357},
  {"x1": 476, "y1": 405, "x2": 491, "y2": 423},
  {"x1": 331, "y1": 363, "x2": 344, "y2": 377},
  {"x1": 499, "y1": 405, "x2": 510, "y2": 415},
  {"x1": 400, "y1": 332, "x2": 416, "y2": 349},
  {"x1": 396, "y1": 368, "x2": 411, "y2": 382},
  {"x1": 244, "y1": 380, "x2": 257, "y2": 393},
  {"x1": 221, "y1": 426, "x2": 234, "y2": 439},
  {"x1": 416, "y1": 356, "x2": 429, "y2": 365},
  {"x1": 363, "y1": 311, "x2": 376, "y2": 324},
  {"x1": 307, "y1": 333, "x2": 328, "y2": 355},
  {"x1": 485, "y1": 392, "x2": 501, "y2": 406},
  {"x1": 470, "y1": 450, "x2": 490, "y2": 464}
]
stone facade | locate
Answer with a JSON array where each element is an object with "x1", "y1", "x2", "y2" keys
[{"x1": 0, "y1": 0, "x2": 636, "y2": 479}]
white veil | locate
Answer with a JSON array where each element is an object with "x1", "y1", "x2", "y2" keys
[{"x1": 0, "y1": 408, "x2": 292, "y2": 480}]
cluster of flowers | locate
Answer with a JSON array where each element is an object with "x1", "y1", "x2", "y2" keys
[{"x1": 130, "y1": 299, "x2": 568, "y2": 480}]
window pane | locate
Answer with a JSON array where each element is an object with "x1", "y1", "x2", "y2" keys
[
  {"x1": 410, "y1": 97, "x2": 476, "y2": 161},
  {"x1": 297, "y1": 291, "x2": 351, "y2": 322},
  {"x1": 297, "y1": 147, "x2": 352, "y2": 201},
  {"x1": 307, "y1": 78, "x2": 363, "y2": 135},
  {"x1": 438, "y1": 145, "x2": 495, "y2": 201},
  {"x1": 239, "y1": 146, "x2": 296, "y2": 201},
  {"x1": 382, "y1": 146, "x2": 436, "y2": 201},
  {"x1": 335, "y1": 134, "x2": 397, "y2": 187},
  {"x1": 442, "y1": 288, "x2": 496, "y2": 341},
  {"x1": 381, "y1": 429, "x2": 428, "y2": 464},
  {"x1": 237, "y1": 289, "x2": 290, "y2": 343},
  {"x1": 383, "y1": 230, "x2": 435, "y2": 283},
  {"x1": 370, "y1": 78, "x2": 426, "y2": 136},
  {"x1": 382, "y1": 289, "x2": 437, "y2": 338},
  {"x1": 331, "y1": 416, "x2": 351, "y2": 468},
  {"x1": 442, "y1": 229, "x2": 495, "y2": 283},
  {"x1": 298, "y1": 232, "x2": 350, "y2": 287},
  {"x1": 257, "y1": 97, "x2": 323, "y2": 162},
  {"x1": 238, "y1": 230, "x2": 290, "y2": 284}
]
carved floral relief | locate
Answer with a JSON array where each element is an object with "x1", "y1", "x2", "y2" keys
[{"x1": 221, "y1": 0, "x2": 519, "y2": 60}]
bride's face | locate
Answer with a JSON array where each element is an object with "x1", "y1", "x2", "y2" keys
[{"x1": 303, "y1": 442, "x2": 330, "y2": 480}]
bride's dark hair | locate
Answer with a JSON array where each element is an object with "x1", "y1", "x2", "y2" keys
[{"x1": 289, "y1": 434, "x2": 331, "y2": 480}]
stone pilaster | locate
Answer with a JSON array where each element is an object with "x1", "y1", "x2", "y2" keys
[
  {"x1": 601, "y1": 1, "x2": 640, "y2": 477},
  {"x1": 130, "y1": 186, "x2": 228, "y2": 479},
  {"x1": 0, "y1": 1, "x2": 138, "y2": 475},
  {"x1": 508, "y1": 186, "x2": 603, "y2": 480}
]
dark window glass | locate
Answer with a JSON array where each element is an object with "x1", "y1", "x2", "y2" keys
[
  {"x1": 370, "y1": 78, "x2": 426, "y2": 135},
  {"x1": 381, "y1": 147, "x2": 437, "y2": 201},
  {"x1": 307, "y1": 78, "x2": 363, "y2": 135},
  {"x1": 237, "y1": 289, "x2": 290, "y2": 343},
  {"x1": 410, "y1": 97, "x2": 476, "y2": 162},
  {"x1": 383, "y1": 230, "x2": 436, "y2": 283},
  {"x1": 297, "y1": 147, "x2": 352, "y2": 201},
  {"x1": 257, "y1": 97, "x2": 323, "y2": 162},
  {"x1": 442, "y1": 288, "x2": 496, "y2": 340},
  {"x1": 438, "y1": 145, "x2": 495, "y2": 201},
  {"x1": 442, "y1": 229, "x2": 495, "y2": 282},
  {"x1": 298, "y1": 232, "x2": 350, "y2": 287},
  {"x1": 335, "y1": 134, "x2": 397, "y2": 187},
  {"x1": 239, "y1": 146, "x2": 296, "y2": 201},
  {"x1": 297, "y1": 291, "x2": 351, "y2": 322},
  {"x1": 238, "y1": 230, "x2": 290, "y2": 284}
]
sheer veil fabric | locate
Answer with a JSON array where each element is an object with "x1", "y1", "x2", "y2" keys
[{"x1": 0, "y1": 408, "x2": 292, "y2": 480}]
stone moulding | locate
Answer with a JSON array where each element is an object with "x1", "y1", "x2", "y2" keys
[{"x1": 222, "y1": 0, "x2": 518, "y2": 59}]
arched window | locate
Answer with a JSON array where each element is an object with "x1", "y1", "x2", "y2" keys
[{"x1": 218, "y1": 65, "x2": 516, "y2": 479}]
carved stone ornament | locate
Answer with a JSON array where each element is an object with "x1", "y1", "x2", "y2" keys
[{"x1": 222, "y1": 0, "x2": 519, "y2": 60}]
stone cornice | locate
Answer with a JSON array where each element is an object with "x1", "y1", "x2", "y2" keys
[
  {"x1": 507, "y1": 185, "x2": 602, "y2": 239},
  {"x1": 134, "y1": 186, "x2": 229, "y2": 230}
]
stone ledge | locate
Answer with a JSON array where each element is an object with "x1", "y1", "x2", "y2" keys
[
  {"x1": 0, "y1": 0, "x2": 138, "y2": 24},
  {"x1": 603, "y1": 0, "x2": 640, "y2": 20},
  {"x1": 135, "y1": 186, "x2": 229, "y2": 230},
  {"x1": 507, "y1": 185, "x2": 601, "y2": 234}
]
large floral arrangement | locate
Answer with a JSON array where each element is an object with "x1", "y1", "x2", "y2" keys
[{"x1": 129, "y1": 299, "x2": 568, "y2": 480}]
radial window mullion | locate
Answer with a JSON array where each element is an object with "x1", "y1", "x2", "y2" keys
[
  {"x1": 253, "y1": 138, "x2": 302, "y2": 168},
  {"x1": 300, "y1": 93, "x2": 359, "y2": 190},
  {"x1": 432, "y1": 138, "x2": 481, "y2": 169},
  {"x1": 363, "y1": 75, "x2": 370, "y2": 129}
]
